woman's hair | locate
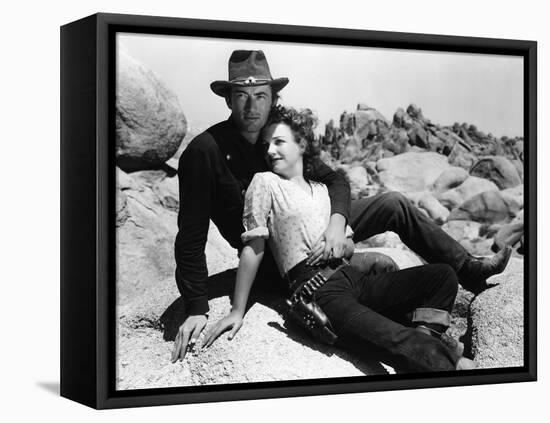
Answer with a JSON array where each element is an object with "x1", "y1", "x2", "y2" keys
[{"x1": 264, "y1": 105, "x2": 320, "y2": 180}]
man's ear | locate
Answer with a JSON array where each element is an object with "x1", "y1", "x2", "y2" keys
[
  {"x1": 271, "y1": 88, "x2": 278, "y2": 107},
  {"x1": 225, "y1": 95, "x2": 232, "y2": 110}
]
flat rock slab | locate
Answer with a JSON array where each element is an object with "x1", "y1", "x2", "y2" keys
[
  {"x1": 116, "y1": 248, "x2": 425, "y2": 389},
  {"x1": 470, "y1": 257, "x2": 524, "y2": 368},
  {"x1": 117, "y1": 289, "x2": 389, "y2": 390}
]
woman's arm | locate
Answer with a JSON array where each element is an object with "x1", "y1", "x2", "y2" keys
[
  {"x1": 231, "y1": 238, "x2": 265, "y2": 315},
  {"x1": 202, "y1": 237, "x2": 265, "y2": 347}
]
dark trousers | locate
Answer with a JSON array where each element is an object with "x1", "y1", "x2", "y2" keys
[
  {"x1": 314, "y1": 263, "x2": 461, "y2": 372},
  {"x1": 350, "y1": 192, "x2": 469, "y2": 271}
]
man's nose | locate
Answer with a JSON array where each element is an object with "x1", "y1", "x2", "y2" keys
[{"x1": 244, "y1": 95, "x2": 256, "y2": 110}]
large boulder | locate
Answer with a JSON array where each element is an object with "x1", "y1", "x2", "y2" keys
[
  {"x1": 116, "y1": 169, "x2": 180, "y2": 306},
  {"x1": 500, "y1": 184, "x2": 524, "y2": 210},
  {"x1": 340, "y1": 143, "x2": 363, "y2": 164},
  {"x1": 470, "y1": 156, "x2": 522, "y2": 189},
  {"x1": 430, "y1": 166, "x2": 469, "y2": 194},
  {"x1": 447, "y1": 140, "x2": 477, "y2": 170},
  {"x1": 448, "y1": 190, "x2": 521, "y2": 224},
  {"x1": 116, "y1": 49, "x2": 187, "y2": 171},
  {"x1": 344, "y1": 165, "x2": 372, "y2": 199},
  {"x1": 433, "y1": 129, "x2": 463, "y2": 155},
  {"x1": 483, "y1": 206, "x2": 523, "y2": 250},
  {"x1": 340, "y1": 104, "x2": 388, "y2": 142},
  {"x1": 418, "y1": 192, "x2": 449, "y2": 224},
  {"x1": 407, "y1": 123, "x2": 429, "y2": 149},
  {"x1": 406, "y1": 191, "x2": 450, "y2": 225},
  {"x1": 470, "y1": 258, "x2": 524, "y2": 368},
  {"x1": 393, "y1": 107, "x2": 414, "y2": 129},
  {"x1": 354, "y1": 105, "x2": 389, "y2": 140},
  {"x1": 376, "y1": 151, "x2": 451, "y2": 193},
  {"x1": 441, "y1": 220, "x2": 492, "y2": 255},
  {"x1": 437, "y1": 176, "x2": 499, "y2": 210}
]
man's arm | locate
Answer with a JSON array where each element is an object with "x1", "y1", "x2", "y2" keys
[
  {"x1": 310, "y1": 157, "x2": 351, "y2": 221},
  {"x1": 307, "y1": 158, "x2": 352, "y2": 265},
  {"x1": 172, "y1": 136, "x2": 217, "y2": 362},
  {"x1": 174, "y1": 136, "x2": 216, "y2": 315}
]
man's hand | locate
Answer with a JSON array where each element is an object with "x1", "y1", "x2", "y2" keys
[
  {"x1": 202, "y1": 311, "x2": 244, "y2": 348},
  {"x1": 307, "y1": 214, "x2": 347, "y2": 266},
  {"x1": 171, "y1": 314, "x2": 208, "y2": 363}
]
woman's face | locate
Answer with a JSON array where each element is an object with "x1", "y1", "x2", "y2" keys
[{"x1": 263, "y1": 123, "x2": 305, "y2": 178}]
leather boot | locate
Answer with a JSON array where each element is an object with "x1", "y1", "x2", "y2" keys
[{"x1": 457, "y1": 245, "x2": 512, "y2": 294}]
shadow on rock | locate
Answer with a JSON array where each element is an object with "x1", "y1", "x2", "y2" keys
[
  {"x1": 267, "y1": 320, "x2": 390, "y2": 376},
  {"x1": 160, "y1": 269, "x2": 288, "y2": 341}
]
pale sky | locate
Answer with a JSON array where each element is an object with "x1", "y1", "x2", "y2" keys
[{"x1": 118, "y1": 33, "x2": 523, "y2": 138}]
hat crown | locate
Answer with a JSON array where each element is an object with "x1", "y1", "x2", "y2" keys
[
  {"x1": 210, "y1": 50, "x2": 288, "y2": 97},
  {"x1": 228, "y1": 50, "x2": 272, "y2": 82}
]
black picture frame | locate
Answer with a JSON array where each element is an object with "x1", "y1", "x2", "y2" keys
[{"x1": 60, "y1": 12, "x2": 537, "y2": 409}]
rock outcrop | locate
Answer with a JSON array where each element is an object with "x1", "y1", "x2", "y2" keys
[
  {"x1": 116, "y1": 169, "x2": 180, "y2": 306},
  {"x1": 376, "y1": 151, "x2": 451, "y2": 193},
  {"x1": 116, "y1": 49, "x2": 187, "y2": 171},
  {"x1": 437, "y1": 176, "x2": 499, "y2": 210},
  {"x1": 448, "y1": 190, "x2": 522, "y2": 223},
  {"x1": 469, "y1": 258, "x2": 524, "y2": 368},
  {"x1": 470, "y1": 156, "x2": 522, "y2": 189}
]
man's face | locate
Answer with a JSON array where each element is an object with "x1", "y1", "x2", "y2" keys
[{"x1": 227, "y1": 85, "x2": 273, "y2": 134}]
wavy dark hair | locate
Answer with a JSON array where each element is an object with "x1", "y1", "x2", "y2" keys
[{"x1": 263, "y1": 105, "x2": 320, "y2": 180}]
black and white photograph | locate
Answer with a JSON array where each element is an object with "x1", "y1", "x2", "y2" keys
[
  {"x1": 114, "y1": 31, "x2": 528, "y2": 390},
  {"x1": 5, "y1": 0, "x2": 549, "y2": 419}
]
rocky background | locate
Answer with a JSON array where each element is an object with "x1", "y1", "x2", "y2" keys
[{"x1": 115, "y1": 53, "x2": 525, "y2": 390}]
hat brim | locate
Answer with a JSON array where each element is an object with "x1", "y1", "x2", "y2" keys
[{"x1": 210, "y1": 77, "x2": 289, "y2": 97}]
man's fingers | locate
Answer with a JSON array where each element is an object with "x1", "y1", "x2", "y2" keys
[
  {"x1": 320, "y1": 242, "x2": 333, "y2": 262},
  {"x1": 308, "y1": 242, "x2": 326, "y2": 265},
  {"x1": 307, "y1": 239, "x2": 325, "y2": 264},
  {"x1": 171, "y1": 332, "x2": 182, "y2": 363},
  {"x1": 332, "y1": 244, "x2": 344, "y2": 259},
  {"x1": 189, "y1": 319, "x2": 206, "y2": 346},
  {"x1": 310, "y1": 235, "x2": 325, "y2": 252},
  {"x1": 178, "y1": 330, "x2": 191, "y2": 362}
]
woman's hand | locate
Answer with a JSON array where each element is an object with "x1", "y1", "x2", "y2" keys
[{"x1": 202, "y1": 311, "x2": 244, "y2": 348}]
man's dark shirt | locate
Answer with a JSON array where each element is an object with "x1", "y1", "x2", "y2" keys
[{"x1": 175, "y1": 117, "x2": 351, "y2": 315}]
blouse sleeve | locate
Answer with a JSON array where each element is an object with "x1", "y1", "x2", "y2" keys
[{"x1": 241, "y1": 173, "x2": 272, "y2": 243}]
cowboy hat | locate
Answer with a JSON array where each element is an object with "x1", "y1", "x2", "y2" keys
[{"x1": 210, "y1": 50, "x2": 289, "y2": 97}]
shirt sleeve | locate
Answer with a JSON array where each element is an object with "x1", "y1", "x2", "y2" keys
[
  {"x1": 309, "y1": 158, "x2": 351, "y2": 221},
  {"x1": 241, "y1": 173, "x2": 272, "y2": 243},
  {"x1": 174, "y1": 134, "x2": 220, "y2": 315}
]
